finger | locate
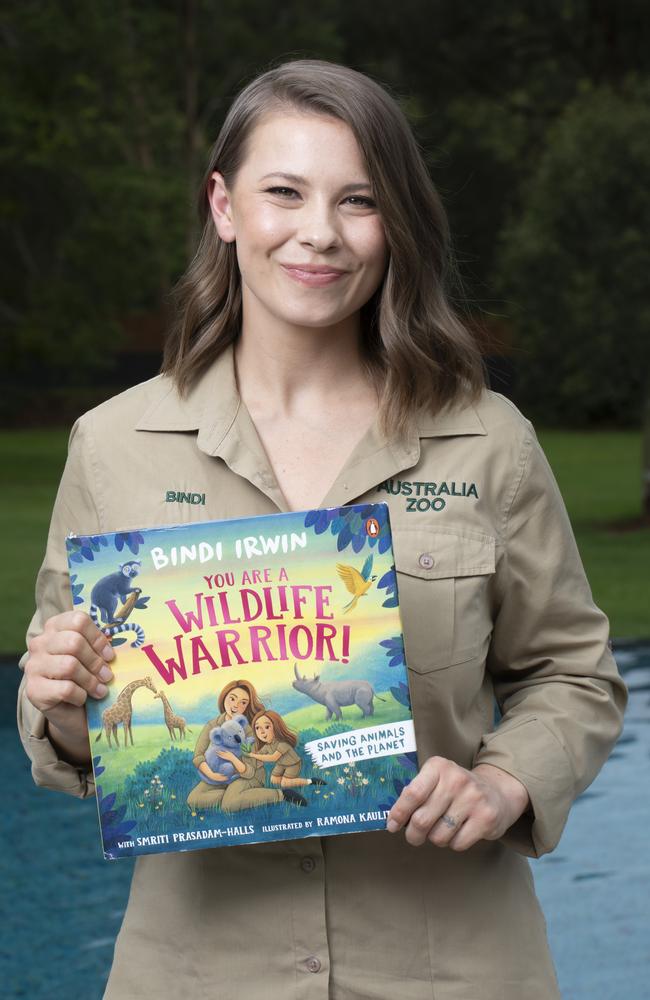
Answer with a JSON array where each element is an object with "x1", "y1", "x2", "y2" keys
[
  {"x1": 386, "y1": 757, "x2": 444, "y2": 832},
  {"x1": 43, "y1": 629, "x2": 115, "y2": 684},
  {"x1": 44, "y1": 611, "x2": 115, "y2": 663},
  {"x1": 25, "y1": 674, "x2": 90, "y2": 713},
  {"x1": 427, "y1": 810, "x2": 468, "y2": 848},
  {"x1": 403, "y1": 787, "x2": 455, "y2": 847},
  {"x1": 446, "y1": 817, "x2": 485, "y2": 852},
  {"x1": 46, "y1": 654, "x2": 111, "y2": 699}
]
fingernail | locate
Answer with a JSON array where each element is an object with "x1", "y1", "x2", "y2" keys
[
  {"x1": 386, "y1": 818, "x2": 399, "y2": 833},
  {"x1": 95, "y1": 683, "x2": 108, "y2": 698},
  {"x1": 99, "y1": 666, "x2": 113, "y2": 683},
  {"x1": 102, "y1": 645, "x2": 115, "y2": 661}
]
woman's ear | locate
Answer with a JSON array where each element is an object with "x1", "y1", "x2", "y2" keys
[{"x1": 208, "y1": 171, "x2": 236, "y2": 243}]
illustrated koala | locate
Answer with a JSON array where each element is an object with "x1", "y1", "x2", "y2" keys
[{"x1": 200, "y1": 714, "x2": 249, "y2": 786}]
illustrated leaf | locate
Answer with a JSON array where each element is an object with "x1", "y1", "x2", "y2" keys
[
  {"x1": 101, "y1": 791, "x2": 117, "y2": 812},
  {"x1": 378, "y1": 533, "x2": 392, "y2": 554},
  {"x1": 377, "y1": 568, "x2": 394, "y2": 588},
  {"x1": 397, "y1": 752, "x2": 418, "y2": 772},
  {"x1": 314, "y1": 509, "x2": 329, "y2": 534},
  {"x1": 351, "y1": 531, "x2": 365, "y2": 553},
  {"x1": 390, "y1": 682, "x2": 411, "y2": 708},
  {"x1": 337, "y1": 524, "x2": 352, "y2": 550}
]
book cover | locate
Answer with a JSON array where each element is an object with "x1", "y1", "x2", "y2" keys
[{"x1": 66, "y1": 502, "x2": 417, "y2": 860}]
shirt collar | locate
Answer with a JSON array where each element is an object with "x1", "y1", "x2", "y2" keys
[
  {"x1": 134, "y1": 343, "x2": 240, "y2": 455},
  {"x1": 134, "y1": 341, "x2": 487, "y2": 455}
]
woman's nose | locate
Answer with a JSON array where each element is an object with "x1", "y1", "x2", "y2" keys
[{"x1": 297, "y1": 198, "x2": 341, "y2": 251}]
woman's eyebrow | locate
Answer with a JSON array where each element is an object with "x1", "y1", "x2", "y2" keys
[{"x1": 259, "y1": 171, "x2": 372, "y2": 193}]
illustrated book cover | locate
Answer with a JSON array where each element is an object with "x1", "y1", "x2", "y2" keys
[{"x1": 65, "y1": 502, "x2": 417, "y2": 860}]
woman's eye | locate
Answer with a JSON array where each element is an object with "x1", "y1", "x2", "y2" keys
[
  {"x1": 346, "y1": 196, "x2": 376, "y2": 208},
  {"x1": 266, "y1": 186, "x2": 297, "y2": 198},
  {"x1": 265, "y1": 187, "x2": 375, "y2": 208}
]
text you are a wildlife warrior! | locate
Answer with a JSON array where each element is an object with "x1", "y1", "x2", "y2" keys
[{"x1": 139, "y1": 584, "x2": 352, "y2": 684}]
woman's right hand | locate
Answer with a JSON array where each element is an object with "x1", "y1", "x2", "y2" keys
[{"x1": 24, "y1": 611, "x2": 116, "y2": 757}]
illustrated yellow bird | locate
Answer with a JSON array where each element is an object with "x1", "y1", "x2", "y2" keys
[{"x1": 336, "y1": 554, "x2": 378, "y2": 613}]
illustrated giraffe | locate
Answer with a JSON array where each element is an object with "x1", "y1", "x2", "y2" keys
[
  {"x1": 95, "y1": 676, "x2": 157, "y2": 748},
  {"x1": 154, "y1": 691, "x2": 191, "y2": 740}
]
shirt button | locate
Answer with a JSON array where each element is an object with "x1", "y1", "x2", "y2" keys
[
  {"x1": 300, "y1": 856, "x2": 316, "y2": 873},
  {"x1": 418, "y1": 552, "x2": 434, "y2": 569},
  {"x1": 306, "y1": 957, "x2": 322, "y2": 973}
]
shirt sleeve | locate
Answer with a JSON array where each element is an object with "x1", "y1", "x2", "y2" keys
[
  {"x1": 17, "y1": 415, "x2": 102, "y2": 799},
  {"x1": 276, "y1": 742, "x2": 300, "y2": 766},
  {"x1": 192, "y1": 720, "x2": 214, "y2": 769},
  {"x1": 472, "y1": 423, "x2": 628, "y2": 858}
]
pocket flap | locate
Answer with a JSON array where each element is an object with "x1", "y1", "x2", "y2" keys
[{"x1": 393, "y1": 525, "x2": 495, "y2": 580}]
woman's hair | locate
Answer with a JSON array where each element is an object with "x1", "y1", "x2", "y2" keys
[
  {"x1": 162, "y1": 58, "x2": 485, "y2": 439},
  {"x1": 251, "y1": 709, "x2": 298, "y2": 751},
  {"x1": 218, "y1": 680, "x2": 265, "y2": 722}
]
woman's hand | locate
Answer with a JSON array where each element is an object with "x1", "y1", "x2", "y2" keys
[
  {"x1": 24, "y1": 611, "x2": 116, "y2": 764},
  {"x1": 215, "y1": 749, "x2": 248, "y2": 775},
  {"x1": 386, "y1": 757, "x2": 530, "y2": 851}
]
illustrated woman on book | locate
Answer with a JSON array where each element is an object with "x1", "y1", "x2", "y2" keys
[
  {"x1": 19, "y1": 58, "x2": 627, "y2": 998},
  {"x1": 187, "y1": 679, "x2": 310, "y2": 810}
]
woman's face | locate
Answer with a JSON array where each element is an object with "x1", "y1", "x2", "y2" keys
[
  {"x1": 208, "y1": 111, "x2": 389, "y2": 334},
  {"x1": 223, "y1": 687, "x2": 250, "y2": 718},
  {"x1": 254, "y1": 715, "x2": 275, "y2": 744}
]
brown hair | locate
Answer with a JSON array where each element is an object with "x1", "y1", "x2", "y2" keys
[
  {"x1": 162, "y1": 58, "x2": 485, "y2": 440},
  {"x1": 251, "y1": 709, "x2": 298, "y2": 750},
  {"x1": 218, "y1": 680, "x2": 265, "y2": 722}
]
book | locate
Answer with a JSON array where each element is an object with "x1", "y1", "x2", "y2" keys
[{"x1": 66, "y1": 502, "x2": 417, "y2": 860}]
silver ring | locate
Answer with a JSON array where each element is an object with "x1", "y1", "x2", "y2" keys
[{"x1": 440, "y1": 814, "x2": 458, "y2": 829}]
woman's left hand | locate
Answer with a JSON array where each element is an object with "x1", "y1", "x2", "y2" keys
[
  {"x1": 386, "y1": 758, "x2": 530, "y2": 850},
  {"x1": 215, "y1": 749, "x2": 237, "y2": 762}
]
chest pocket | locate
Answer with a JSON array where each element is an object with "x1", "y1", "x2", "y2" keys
[{"x1": 392, "y1": 525, "x2": 495, "y2": 674}]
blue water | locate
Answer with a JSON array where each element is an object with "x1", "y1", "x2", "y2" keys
[{"x1": 2, "y1": 644, "x2": 649, "y2": 999}]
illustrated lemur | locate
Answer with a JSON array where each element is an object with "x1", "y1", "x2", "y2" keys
[{"x1": 89, "y1": 561, "x2": 146, "y2": 647}]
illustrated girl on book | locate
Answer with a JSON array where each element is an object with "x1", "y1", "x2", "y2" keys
[{"x1": 248, "y1": 709, "x2": 326, "y2": 789}]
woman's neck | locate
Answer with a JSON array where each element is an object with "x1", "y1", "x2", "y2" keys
[{"x1": 235, "y1": 316, "x2": 376, "y2": 420}]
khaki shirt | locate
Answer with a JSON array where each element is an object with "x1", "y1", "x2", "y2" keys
[{"x1": 17, "y1": 343, "x2": 627, "y2": 1000}]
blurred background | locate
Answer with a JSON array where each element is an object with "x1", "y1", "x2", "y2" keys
[{"x1": 1, "y1": 1, "x2": 648, "y2": 998}]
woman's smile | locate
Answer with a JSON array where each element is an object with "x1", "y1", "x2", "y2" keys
[{"x1": 280, "y1": 263, "x2": 349, "y2": 287}]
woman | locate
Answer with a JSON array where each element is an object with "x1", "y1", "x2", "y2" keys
[
  {"x1": 187, "y1": 680, "x2": 308, "y2": 810},
  {"x1": 18, "y1": 58, "x2": 626, "y2": 998}
]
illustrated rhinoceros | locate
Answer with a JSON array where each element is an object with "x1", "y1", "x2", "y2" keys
[{"x1": 292, "y1": 664, "x2": 382, "y2": 720}]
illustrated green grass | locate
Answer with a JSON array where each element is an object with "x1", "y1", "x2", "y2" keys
[
  {"x1": 91, "y1": 724, "x2": 196, "y2": 788},
  {"x1": 2, "y1": 427, "x2": 648, "y2": 651},
  {"x1": 92, "y1": 690, "x2": 404, "y2": 793}
]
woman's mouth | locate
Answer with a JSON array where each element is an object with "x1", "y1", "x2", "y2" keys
[{"x1": 280, "y1": 264, "x2": 348, "y2": 287}]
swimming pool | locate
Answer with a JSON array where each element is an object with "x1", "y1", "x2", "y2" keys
[{"x1": 2, "y1": 645, "x2": 649, "y2": 999}]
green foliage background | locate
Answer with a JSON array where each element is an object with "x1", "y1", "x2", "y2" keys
[{"x1": 2, "y1": 1, "x2": 649, "y2": 425}]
